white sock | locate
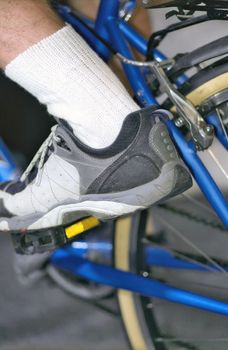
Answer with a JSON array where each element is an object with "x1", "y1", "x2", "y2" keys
[{"x1": 5, "y1": 25, "x2": 138, "y2": 148}]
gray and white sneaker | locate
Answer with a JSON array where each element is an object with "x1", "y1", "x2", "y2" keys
[{"x1": 0, "y1": 107, "x2": 192, "y2": 233}]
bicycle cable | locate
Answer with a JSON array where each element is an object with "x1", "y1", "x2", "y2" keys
[{"x1": 60, "y1": 5, "x2": 228, "y2": 232}]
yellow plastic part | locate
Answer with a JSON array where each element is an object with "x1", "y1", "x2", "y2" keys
[{"x1": 65, "y1": 217, "x2": 100, "y2": 239}]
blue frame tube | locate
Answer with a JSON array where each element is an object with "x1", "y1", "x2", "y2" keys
[
  {"x1": 53, "y1": 0, "x2": 228, "y2": 314},
  {"x1": 106, "y1": 18, "x2": 157, "y2": 106},
  {"x1": 118, "y1": 20, "x2": 149, "y2": 56},
  {"x1": 145, "y1": 246, "x2": 223, "y2": 271},
  {"x1": 56, "y1": 5, "x2": 100, "y2": 54},
  {"x1": 62, "y1": 241, "x2": 113, "y2": 261},
  {"x1": 167, "y1": 120, "x2": 228, "y2": 228},
  {"x1": 118, "y1": 20, "x2": 187, "y2": 86},
  {"x1": 0, "y1": 138, "x2": 18, "y2": 182},
  {"x1": 94, "y1": 0, "x2": 119, "y2": 60},
  {"x1": 56, "y1": 242, "x2": 227, "y2": 272},
  {"x1": 118, "y1": 20, "x2": 167, "y2": 63},
  {"x1": 0, "y1": 0, "x2": 226, "y2": 318},
  {"x1": 51, "y1": 252, "x2": 228, "y2": 316}
]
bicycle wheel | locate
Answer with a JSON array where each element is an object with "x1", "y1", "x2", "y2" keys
[{"x1": 115, "y1": 62, "x2": 228, "y2": 350}]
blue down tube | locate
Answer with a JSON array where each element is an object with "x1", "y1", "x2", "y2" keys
[
  {"x1": 166, "y1": 120, "x2": 228, "y2": 228},
  {"x1": 51, "y1": 250, "x2": 228, "y2": 316},
  {"x1": 144, "y1": 246, "x2": 226, "y2": 271},
  {"x1": 106, "y1": 17, "x2": 157, "y2": 106},
  {"x1": 0, "y1": 138, "x2": 18, "y2": 182},
  {"x1": 67, "y1": 241, "x2": 226, "y2": 272}
]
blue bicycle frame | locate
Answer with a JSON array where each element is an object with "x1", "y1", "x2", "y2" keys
[
  {"x1": 57, "y1": 0, "x2": 228, "y2": 227},
  {"x1": 4, "y1": 0, "x2": 228, "y2": 318},
  {"x1": 0, "y1": 138, "x2": 18, "y2": 182}
]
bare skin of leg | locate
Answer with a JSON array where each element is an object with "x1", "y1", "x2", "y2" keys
[
  {"x1": 0, "y1": 0, "x2": 152, "y2": 91},
  {"x1": 0, "y1": 0, "x2": 152, "y2": 69},
  {"x1": 0, "y1": 0, "x2": 64, "y2": 68}
]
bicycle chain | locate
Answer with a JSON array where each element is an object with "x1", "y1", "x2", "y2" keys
[{"x1": 158, "y1": 204, "x2": 227, "y2": 232}]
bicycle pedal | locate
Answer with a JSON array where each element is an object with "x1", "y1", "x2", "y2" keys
[{"x1": 11, "y1": 217, "x2": 100, "y2": 255}]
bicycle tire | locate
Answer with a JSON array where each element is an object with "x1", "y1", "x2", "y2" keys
[{"x1": 115, "y1": 64, "x2": 228, "y2": 350}]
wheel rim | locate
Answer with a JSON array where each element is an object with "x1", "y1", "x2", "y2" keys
[{"x1": 116, "y1": 69, "x2": 228, "y2": 350}]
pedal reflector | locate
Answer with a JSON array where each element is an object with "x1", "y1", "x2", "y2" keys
[{"x1": 65, "y1": 217, "x2": 100, "y2": 239}]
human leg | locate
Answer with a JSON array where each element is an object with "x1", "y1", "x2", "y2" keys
[
  {"x1": 2, "y1": 0, "x2": 138, "y2": 148},
  {"x1": 0, "y1": 0, "x2": 192, "y2": 232}
]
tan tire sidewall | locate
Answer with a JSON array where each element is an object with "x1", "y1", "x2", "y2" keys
[{"x1": 115, "y1": 72, "x2": 228, "y2": 350}]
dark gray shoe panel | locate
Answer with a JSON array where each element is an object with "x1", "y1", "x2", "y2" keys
[
  {"x1": 0, "y1": 107, "x2": 193, "y2": 233},
  {"x1": 1, "y1": 107, "x2": 185, "y2": 200},
  {"x1": 87, "y1": 117, "x2": 180, "y2": 195},
  {"x1": 96, "y1": 155, "x2": 160, "y2": 193},
  {"x1": 55, "y1": 107, "x2": 190, "y2": 197},
  {"x1": 148, "y1": 121, "x2": 179, "y2": 163}
]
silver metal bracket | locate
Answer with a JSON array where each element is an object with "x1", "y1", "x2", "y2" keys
[
  {"x1": 117, "y1": 54, "x2": 214, "y2": 150},
  {"x1": 119, "y1": 0, "x2": 137, "y2": 22},
  {"x1": 151, "y1": 62, "x2": 214, "y2": 150}
]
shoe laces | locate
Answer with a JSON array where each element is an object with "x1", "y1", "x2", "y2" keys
[{"x1": 20, "y1": 125, "x2": 61, "y2": 186}]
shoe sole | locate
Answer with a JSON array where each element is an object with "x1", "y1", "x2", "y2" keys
[
  {"x1": 8, "y1": 161, "x2": 192, "y2": 255},
  {"x1": 1, "y1": 160, "x2": 192, "y2": 234}
]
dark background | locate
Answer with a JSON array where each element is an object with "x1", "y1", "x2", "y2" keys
[{"x1": 0, "y1": 73, "x2": 53, "y2": 166}]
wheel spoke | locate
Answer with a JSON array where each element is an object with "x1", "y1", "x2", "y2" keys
[
  {"x1": 208, "y1": 148, "x2": 228, "y2": 182},
  {"x1": 156, "y1": 336, "x2": 228, "y2": 343},
  {"x1": 181, "y1": 192, "x2": 217, "y2": 218},
  {"x1": 142, "y1": 238, "x2": 225, "y2": 273},
  {"x1": 216, "y1": 107, "x2": 228, "y2": 143},
  {"x1": 156, "y1": 214, "x2": 228, "y2": 275}
]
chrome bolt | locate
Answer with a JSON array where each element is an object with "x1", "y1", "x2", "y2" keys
[
  {"x1": 142, "y1": 271, "x2": 149, "y2": 278},
  {"x1": 204, "y1": 125, "x2": 213, "y2": 134},
  {"x1": 175, "y1": 118, "x2": 184, "y2": 127}
]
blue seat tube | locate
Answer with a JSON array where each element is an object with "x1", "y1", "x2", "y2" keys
[
  {"x1": 94, "y1": 0, "x2": 119, "y2": 60},
  {"x1": 167, "y1": 120, "x2": 228, "y2": 228},
  {"x1": 107, "y1": 18, "x2": 157, "y2": 106}
]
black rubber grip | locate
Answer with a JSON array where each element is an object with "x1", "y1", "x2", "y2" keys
[
  {"x1": 11, "y1": 226, "x2": 67, "y2": 255},
  {"x1": 170, "y1": 35, "x2": 228, "y2": 75}
]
